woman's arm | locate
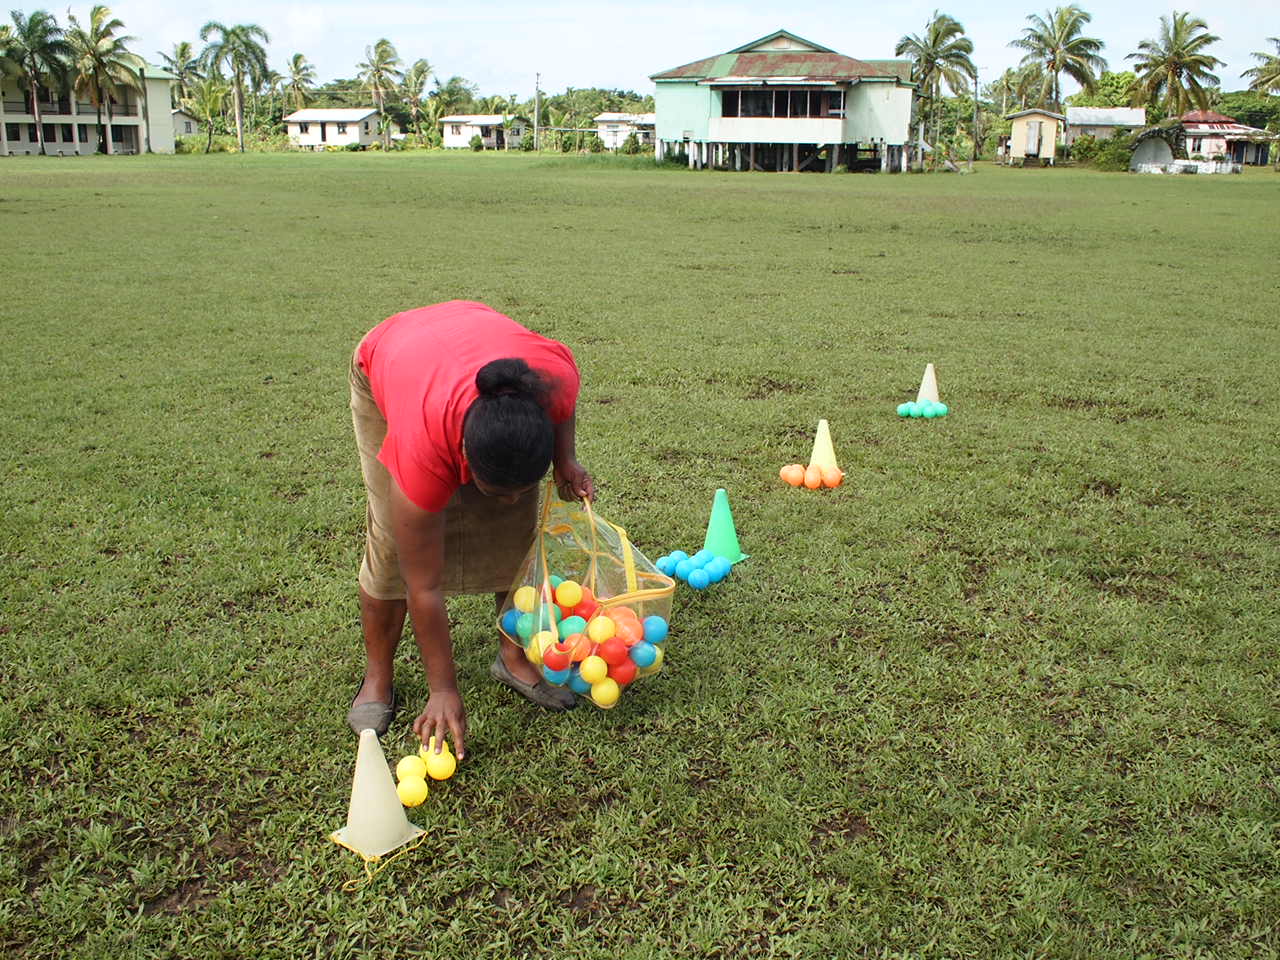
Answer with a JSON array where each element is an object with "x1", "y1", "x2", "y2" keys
[
  {"x1": 552, "y1": 412, "x2": 595, "y2": 502},
  {"x1": 390, "y1": 481, "x2": 467, "y2": 758}
]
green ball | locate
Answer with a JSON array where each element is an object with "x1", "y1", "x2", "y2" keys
[
  {"x1": 922, "y1": 403, "x2": 939, "y2": 419},
  {"x1": 908, "y1": 402, "x2": 924, "y2": 418},
  {"x1": 936, "y1": 403, "x2": 949, "y2": 416},
  {"x1": 896, "y1": 402, "x2": 911, "y2": 417},
  {"x1": 516, "y1": 612, "x2": 535, "y2": 640},
  {"x1": 549, "y1": 574, "x2": 564, "y2": 588}
]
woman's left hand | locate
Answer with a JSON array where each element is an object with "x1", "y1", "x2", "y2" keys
[{"x1": 554, "y1": 458, "x2": 595, "y2": 502}]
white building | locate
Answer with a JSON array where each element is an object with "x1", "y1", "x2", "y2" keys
[
  {"x1": 593, "y1": 112, "x2": 656, "y2": 150},
  {"x1": 284, "y1": 108, "x2": 380, "y2": 150},
  {"x1": 1065, "y1": 107, "x2": 1146, "y2": 145},
  {"x1": 172, "y1": 108, "x2": 201, "y2": 141},
  {"x1": 0, "y1": 63, "x2": 176, "y2": 155},
  {"x1": 440, "y1": 114, "x2": 528, "y2": 149}
]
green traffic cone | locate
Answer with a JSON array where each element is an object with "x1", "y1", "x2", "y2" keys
[{"x1": 702, "y1": 488, "x2": 748, "y2": 564}]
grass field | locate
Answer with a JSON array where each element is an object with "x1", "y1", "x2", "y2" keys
[{"x1": 2, "y1": 151, "x2": 1278, "y2": 959}]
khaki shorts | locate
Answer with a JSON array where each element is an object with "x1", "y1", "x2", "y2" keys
[{"x1": 349, "y1": 349, "x2": 539, "y2": 600}]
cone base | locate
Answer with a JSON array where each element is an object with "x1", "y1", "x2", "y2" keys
[{"x1": 331, "y1": 823, "x2": 425, "y2": 861}]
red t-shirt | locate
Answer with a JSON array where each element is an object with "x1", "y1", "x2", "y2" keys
[{"x1": 357, "y1": 301, "x2": 579, "y2": 512}]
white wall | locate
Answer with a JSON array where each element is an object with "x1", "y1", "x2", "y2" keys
[
  {"x1": 844, "y1": 83, "x2": 912, "y2": 145},
  {"x1": 288, "y1": 117, "x2": 377, "y2": 150},
  {"x1": 442, "y1": 122, "x2": 526, "y2": 149}
]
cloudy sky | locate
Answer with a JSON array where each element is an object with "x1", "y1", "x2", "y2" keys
[{"x1": 102, "y1": 0, "x2": 1275, "y2": 97}]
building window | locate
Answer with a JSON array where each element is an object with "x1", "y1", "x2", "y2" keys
[
  {"x1": 725, "y1": 87, "x2": 844, "y2": 119},
  {"x1": 451, "y1": 124, "x2": 462, "y2": 135},
  {"x1": 184, "y1": 121, "x2": 192, "y2": 133},
  {"x1": 61, "y1": 123, "x2": 73, "y2": 141},
  {"x1": 1191, "y1": 137, "x2": 1201, "y2": 152},
  {"x1": 363, "y1": 121, "x2": 369, "y2": 133},
  {"x1": 28, "y1": 124, "x2": 37, "y2": 141},
  {"x1": 5, "y1": 123, "x2": 20, "y2": 142},
  {"x1": 299, "y1": 122, "x2": 310, "y2": 134},
  {"x1": 77, "y1": 124, "x2": 88, "y2": 143},
  {"x1": 43, "y1": 123, "x2": 56, "y2": 142},
  {"x1": 721, "y1": 90, "x2": 740, "y2": 117},
  {"x1": 337, "y1": 122, "x2": 347, "y2": 134},
  {"x1": 111, "y1": 126, "x2": 123, "y2": 142}
]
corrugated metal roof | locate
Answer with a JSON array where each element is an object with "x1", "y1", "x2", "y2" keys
[
  {"x1": 593, "y1": 112, "x2": 656, "y2": 123},
  {"x1": 1066, "y1": 107, "x2": 1146, "y2": 126},
  {"x1": 650, "y1": 30, "x2": 909, "y2": 83},
  {"x1": 1006, "y1": 108, "x2": 1066, "y2": 121},
  {"x1": 284, "y1": 108, "x2": 377, "y2": 122},
  {"x1": 438, "y1": 114, "x2": 525, "y2": 124}
]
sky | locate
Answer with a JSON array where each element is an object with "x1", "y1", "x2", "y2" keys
[{"x1": 104, "y1": 0, "x2": 1276, "y2": 98}]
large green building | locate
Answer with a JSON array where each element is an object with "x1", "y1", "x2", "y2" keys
[{"x1": 650, "y1": 30, "x2": 916, "y2": 172}]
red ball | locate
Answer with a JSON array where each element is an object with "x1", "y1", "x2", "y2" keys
[
  {"x1": 598, "y1": 637, "x2": 628, "y2": 666},
  {"x1": 608, "y1": 659, "x2": 637, "y2": 686},
  {"x1": 542, "y1": 645, "x2": 571, "y2": 672},
  {"x1": 576, "y1": 588, "x2": 599, "y2": 621}
]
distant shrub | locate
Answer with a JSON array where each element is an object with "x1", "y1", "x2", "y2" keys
[
  {"x1": 1071, "y1": 134, "x2": 1099, "y2": 164},
  {"x1": 587, "y1": 133, "x2": 604, "y2": 153},
  {"x1": 520, "y1": 131, "x2": 535, "y2": 151},
  {"x1": 346, "y1": 141, "x2": 365, "y2": 152},
  {"x1": 620, "y1": 132, "x2": 640, "y2": 155},
  {"x1": 469, "y1": 134, "x2": 484, "y2": 151}
]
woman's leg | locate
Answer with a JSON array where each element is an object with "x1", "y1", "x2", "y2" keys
[
  {"x1": 354, "y1": 588, "x2": 406, "y2": 706},
  {"x1": 494, "y1": 591, "x2": 544, "y2": 686}
]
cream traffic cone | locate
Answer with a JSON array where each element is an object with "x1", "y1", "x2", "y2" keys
[
  {"x1": 331, "y1": 728, "x2": 424, "y2": 860},
  {"x1": 807, "y1": 419, "x2": 839, "y2": 473},
  {"x1": 916, "y1": 364, "x2": 940, "y2": 405}
]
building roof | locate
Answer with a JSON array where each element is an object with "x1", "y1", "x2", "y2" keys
[
  {"x1": 650, "y1": 29, "x2": 912, "y2": 85},
  {"x1": 439, "y1": 114, "x2": 525, "y2": 125},
  {"x1": 594, "y1": 112, "x2": 656, "y2": 124},
  {"x1": 1179, "y1": 110, "x2": 1273, "y2": 138},
  {"x1": 283, "y1": 108, "x2": 377, "y2": 122},
  {"x1": 1006, "y1": 108, "x2": 1066, "y2": 122},
  {"x1": 140, "y1": 62, "x2": 178, "y2": 81},
  {"x1": 1066, "y1": 107, "x2": 1146, "y2": 126}
]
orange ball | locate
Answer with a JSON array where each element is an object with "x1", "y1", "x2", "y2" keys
[
  {"x1": 615, "y1": 619, "x2": 643, "y2": 647},
  {"x1": 821, "y1": 467, "x2": 844, "y2": 488},
  {"x1": 803, "y1": 464, "x2": 823, "y2": 489},
  {"x1": 780, "y1": 464, "x2": 805, "y2": 486},
  {"x1": 566, "y1": 633, "x2": 593, "y2": 662}
]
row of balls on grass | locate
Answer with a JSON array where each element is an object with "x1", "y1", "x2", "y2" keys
[
  {"x1": 655, "y1": 549, "x2": 731, "y2": 589},
  {"x1": 395, "y1": 737, "x2": 456, "y2": 807},
  {"x1": 897, "y1": 400, "x2": 949, "y2": 418},
  {"x1": 502, "y1": 577, "x2": 668, "y2": 709},
  {"x1": 780, "y1": 464, "x2": 845, "y2": 489}
]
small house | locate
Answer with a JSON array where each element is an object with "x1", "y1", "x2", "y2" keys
[
  {"x1": 1005, "y1": 109, "x2": 1064, "y2": 165},
  {"x1": 1180, "y1": 110, "x2": 1273, "y2": 165},
  {"x1": 593, "y1": 112, "x2": 656, "y2": 150},
  {"x1": 440, "y1": 115, "x2": 527, "y2": 149},
  {"x1": 172, "y1": 108, "x2": 201, "y2": 140},
  {"x1": 1065, "y1": 106, "x2": 1146, "y2": 145},
  {"x1": 283, "y1": 108, "x2": 379, "y2": 150}
]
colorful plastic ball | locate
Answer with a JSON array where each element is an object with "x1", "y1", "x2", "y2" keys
[
  {"x1": 656, "y1": 555, "x2": 675, "y2": 575},
  {"x1": 542, "y1": 664, "x2": 572, "y2": 686},
  {"x1": 630, "y1": 641, "x2": 658, "y2": 668},
  {"x1": 549, "y1": 574, "x2": 563, "y2": 589},
  {"x1": 397, "y1": 776, "x2": 429, "y2": 807},
  {"x1": 587, "y1": 616, "x2": 616, "y2": 643},
  {"x1": 908, "y1": 402, "x2": 924, "y2": 418},
  {"x1": 554, "y1": 580, "x2": 583, "y2": 609},
  {"x1": 804, "y1": 464, "x2": 823, "y2": 489},
  {"x1": 568, "y1": 670, "x2": 591, "y2": 694},
  {"x1": 542, "y1": 644, "x2": 571, "y2": 672},
  {"x1": 637, "y1": 644, "x2": 665, "y2": 677},
  {"x1": 598, "y1": 637, "x2": 628, "y2": 666},
  {"x1": 706, "y1": 558, "x2": 729, "y2": 583},
  {"x1": 590, "y1": 678, "x2": 620, "y2": 708},
  {"x1": 396, "y1": 755, "x2": 428, "y2": 782},
  {"x1": 614, "y1": 618, "x2": 643, "y2": 646},
  {"x1": 688, "y1": 568, "x2": 710, "y2": 590},
  {"x1": 560, "y1": 615, "x2": 587, "y2": 637},
  {"x1": 608, "y1": 659, "x2": 637, "y2": 686},
  {"x1": 642, "y1": 616, "x2": 668, "y2": 644},
  {"x1": 936, "y1": 402, "x2": 949, "y2": 416},
  {"x1": 575, "y1": 589, "x2": 599, "y2": 622},
  {"x1": 539, "y1": 602, "x2": 562, "y2": 624},
  {"x1": 780, "y1": 463, "x2": 805, "y2": 486},
  {"x1": 580, "y1": 655, "x2": 608, "y2": 684},
  {"x1": 566, "y1": 633, "x2": 593, "y2": 662},
  {"x1": 822, "y1": 467, "x2": 845, "y2": 488},
  {"x1": 512, "y1": 585, "x2": 538, "y2": 613},
  {"x1": 423, "y1": 742, "x2": 456, "y2": 781},
  {"x1": 500, "y1": 608, "x2": 521, "y2": 636},
  {"x1": 516, "y1": 613, "x2": 536, "y2": 641},
  {"x1": 922, "y1": 403, "x2": 939, "y2": 419},
  {"x1": 691, "y1": 550, "x2": 713, "y2": 567},
  {"x1": 897, "y1": 402, "x2": 912, "y2": 417},
  {"x1": 669, "y1": 550, "x2": 689, "y2": 563},
  {"x1": 674, "y1": 559, "x2": 695, "y2": 581}
]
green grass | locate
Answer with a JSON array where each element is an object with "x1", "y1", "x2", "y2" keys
[{"x1": 2, "y1": 151, "x2": 1278, "y2": 959}]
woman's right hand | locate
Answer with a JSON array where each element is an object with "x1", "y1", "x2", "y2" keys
[{"x1": 413, "y1": 687, "x2": 467, "y2": 760}]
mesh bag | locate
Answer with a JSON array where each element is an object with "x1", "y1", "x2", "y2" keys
[{"x1": 497, "y1": 485, "x2": 674, "y2": 708}]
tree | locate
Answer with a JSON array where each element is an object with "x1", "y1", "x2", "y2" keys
[
  {"x1": 1009, "y1": 6, "x2": 1107, "y2": 111},
  {"x1": 285, "y1": 53, "x2": 315, "y2": 111},
  {"x1": 7, "y1": 9, "x2": 72, "y2": 156},
  {"x1": 399, "y1": 58, "x2": 432, "y2": 136},
  {"x1": 66, "y1": 6, "x2": 144, "y2": 155},
  {"x1": 158, "y1": 41, "x2": 200, "y2": 105},
  {"x1": 357, "y1": 38, "x2": 402, "y2": 148},
  {"x1": 433, "y1": 74, "x2": 477, "y2": 115},
  {"x1": 1066, "y1": 70, "x2": 1138, "y2": 107},
  {"x1": 1126, "y1": 12, "x2": 1223, "y2": 117},
  {"x1": 183, "y1": 75, "x2": 228, "y2": 153},
  {"x1": 1243, "y1": 38, "x2": 1280, "y2": 95},
  {"x1": 199, "y1": 21, "x2": 270, "y2": 152},
  {"x1": 895, "y1": 11, "x2": 976, "y2": 167}
]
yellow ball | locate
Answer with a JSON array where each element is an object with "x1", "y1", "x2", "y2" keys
[
  {"x1": 554, "y1": 580, "x2": 583, "y2": 608},
  {"x1": 513, "y1": 585, "x2": 538, "y2": 613},
  {"x1": 419, "y1": 735, "x2": 453, "y2": 760},
  {"x1": 638, "y1": 645, "x2": 665, "y2": 678},
  {"x1": 579, "y1": 654, "x2": 608, "y2": 684},
  {"x1": 396, "y1": 755, "x2": 427, "y2": 782},
  {"x1": 590, "y1": 678, "x2": 620, "y2": 708},
  {"x1": 424, "y1": 750, "x2": 456, "y2": 781},
  {"x1": 526, "y1": 630, "x2": 556, "y2": 665},
  {"x1": 396, "y1": 776, "x2": 429, "y2": 807},
  {"x1": 586, "y1": 616, "x2": 616, "y2": 643}
]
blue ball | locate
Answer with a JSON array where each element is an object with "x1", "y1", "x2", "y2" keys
[
  {"x1": 707, "y1": 558, "x2": 730, "y2": 583},
  {"x1": 559, "y1": 615, "x2": 588, "y2": 637},
  {"x1": 688, "y1": 568, "x2": 710, "y2": 590},
  {"x1": 669, "y1": 550, "x2": 689, "y2": 563},
  {"x1": 630, "y1": 641, "x2": 658, "y2": 668},
  {"x1": 542, "y1": 665, "x2": 571, "y2": 686},
  {"x1": 691, "y1": 549, "x2": 714, "y2": 568},
  {"x1": 642, "y1": 615, "x2": 669, "y2": 644},
  {"x1": 656, "y1": 555, "x2": 674, "y2": 576},
  {"x1": 897, "y1": 402, "x2": 911, "y2": 417},
  {"x1": 674, "y1": 559, "x2": 695, "y2": 581},
  {"x1": 500, "y1": 608, "x2": 521, "y2": 636},
  {"x1": 568, "y1": 670, "x2": 592, "y2": 694}
]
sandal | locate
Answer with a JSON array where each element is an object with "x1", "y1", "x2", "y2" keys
[
  {"x1": 347, "y1": 684, "x2": 398, "y2": 736},
  {"x1": 490, "y1": 655, "x2": 576, "y2": 711}
]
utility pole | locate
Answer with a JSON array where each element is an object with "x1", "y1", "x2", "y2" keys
[
  {"x1": 534, "y1": 73, "x2": 540, "y2": 151},
  {"x1": 972, "y1": 70, "x2": 979, "y2": 168}
]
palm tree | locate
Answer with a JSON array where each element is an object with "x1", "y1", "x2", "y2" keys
[
  {"x1": 158, "y1": 40, "x2": 200, "y2": 106},
  {"x1": 433, "y1": 74, "x2": 477, "y2": 116},
  {"x1": 257, "y1": 68, "x2": 284, "y2": 128},
  {"x1": 400, "y1": 58, "x2": 433, "y2": 136},
  {"x1": 1244, "y1": 38, "x2": 1280, "y2": 95},
  {"x1": 895, "y1": 11, "x2": 976, "y2": 168},
  {"x1": 7, "y1": 10, "x2": 72, "y2": 156},
  {"x1": 357, "y1": 38, "x2": 402, "y2": 147},
  {"x1": 199, "y1": 21, "x2": 269, "y2": 152},
  {"x1": 285, "y1": 53, "x2": 315, "y2": 111},
  {"x1": 1126, "y1": 12, "x2": 1224, "y2": 116},
  {"x1": 1009, "y1": 6, "x2": 1107, "y2": 111},
  {"x1": 183, "y1": 75, "x2": 228, "y2": 153},
  {"x1": 66, "y1": 6, "x2": 143, "y2": 155}
]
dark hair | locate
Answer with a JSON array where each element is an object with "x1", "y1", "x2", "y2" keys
[{"x1": 463, "y1": 358, "x2": 554, "y2": 489}]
